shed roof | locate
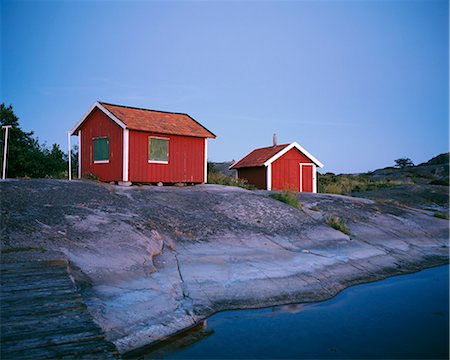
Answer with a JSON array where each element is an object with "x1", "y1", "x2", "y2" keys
[
  {"x1": 71, "y1": 101, "x2": 216, "y2": 138},
  {"x1": 231, "y1": 142, "x2": 324, "y2": 169},
  {"x1": 230, "y1": 144, "x2": 290, "y2": 169}
]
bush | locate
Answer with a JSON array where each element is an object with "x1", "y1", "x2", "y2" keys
[
  {"x1": 269, "y1": 191, "x2": 301, "y2": 209},
  {"x1": 207, "y1": 171, "x2": 255, "y2": 190},
  {"x1": 83, "y1": 172, "x2": 99, "y2": 181},
  {"x1": 429, "y1": 179, "x2": 449, "y2": 186},
  {"x1": 326, "y1": 215, "x2": 350, "y2": 235},
  {"x1": 434, "y1": 211, "x2": 449, "y2": 220},
  {"x1": 318, "y1": 173, "x2": 401, "y2": 194}
]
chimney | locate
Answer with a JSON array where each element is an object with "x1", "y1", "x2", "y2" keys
[{"x1": 273, "y1": 133, "x2": 277, "y2": 147}]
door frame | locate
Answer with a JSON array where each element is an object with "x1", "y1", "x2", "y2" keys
[{"x1": 299, "y1": 163, "x2": 317, "y2": 193}]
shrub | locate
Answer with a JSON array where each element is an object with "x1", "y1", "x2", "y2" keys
[
  {"x1": 318, "y1": 173, "x2": 402, "y2": 194},
  {"x1": 83, "y1": 172, "x2": 99, "y2": 181},
  {"x1": 434, "y1": 211, "x2": 449, "y2": 220},
  {"x1": 326, "y1": 215, "x2": 350, "y2": 235},
  {"x1": 429, "y1": 179, "x2": 449, "y2": 186},
  {"x1": 1, "y1": 247, "x2": 46, "y2": 254},
  {"x1": 207, "y1": 171, "x2": 255, "y2": 190},
  {"x1": 269, "y1": 191, "x2": 301, "y2": 209}
]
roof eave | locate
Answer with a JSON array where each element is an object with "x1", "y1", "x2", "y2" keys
[
  {"x1": 70, "y1": 101, "x2": 127, "y2": 135},
  {"x1": 229, "y1": 163, "x2": 266, "y2": 170},
  {"x1": 263, "y1": 142, "x2": 324, "y2": 168}
]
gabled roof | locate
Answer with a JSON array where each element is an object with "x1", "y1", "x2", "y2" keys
[
  {"x1": 230, "y1": 144, "x2": 290, "y2": 169},
  {"x1": 231, "y1": 142, "x2": 324, "y2": 169},
  {"x1": 71, "y1": 101, "x2": 216, "y2": 138}
]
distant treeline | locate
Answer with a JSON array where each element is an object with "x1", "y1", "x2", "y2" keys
[{"x1": 0, "y1": 103, "x2": 77, "y2": 179}]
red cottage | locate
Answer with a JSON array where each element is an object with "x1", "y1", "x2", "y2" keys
[
  {"x1": 70, "y1": 101, "x2": 216, "y2": 184},
  {"x1": 230, "y1": 140, "x2": 324, "y2": 192}
]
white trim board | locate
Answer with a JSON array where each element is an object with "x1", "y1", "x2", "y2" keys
[
  {"x1": 123, "y1": 129, "x2": 129, "y2": 182},
  {"x1": 78, "y1": 130, "x2": 82, "y2": 179},
  {"x1": 299, "y1": 163, "x2": 317, "y2": 193},
  {"x1": 263, "y1": 142, "x2": 324, "y2": 168},
  {"x1": 70, "y1": 101, "x2": 127, "y2": 135},
  {"x1": 204, "y1": 138, "x2": 208, "y2": 183},
  {"x1": 266, "y1": 163, "x2": 272, "y2": 191}
]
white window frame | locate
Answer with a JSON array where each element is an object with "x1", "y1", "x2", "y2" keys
[
  {"x1": 93, "y1": 136, "x2": 110, "y2": 164},
  {"x1": 148, "y1": 136, "x2": 169, "y2": 164}
]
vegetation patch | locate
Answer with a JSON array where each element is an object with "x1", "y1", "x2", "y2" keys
[
  {"x1": 1, "y1": 247, "x2": 46, "y2": 254},
  {"x1": 83, "y1": 172, "x2": 100, "y2": 181},
  {"x1": 318, "y1": 173, "x2": 405, "y2": 194},
  {"x1": 1, "y1": 103, "x2": 78, "y2": 179},
  {"x1": 434, "y1": 211, "x2": 449, "y2": 220},
  {"x1": 326, "y1": 215, "x2": 350, "y2": 235},
  {"x1": 208, "y1": 163, "x2": 255, "y2": 189},
  {"x1": 429, "y1": 179, "x2": 449, "y2": 186},
  {"x1": 269, "y1": 191, "x2": 301, "y2": 209}
]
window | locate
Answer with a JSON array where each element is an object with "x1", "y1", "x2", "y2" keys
[
  {"x1": 148, "y1": 137, "x2": 169, "y2": 163},
  {"x1": 93, "y1": 137, "x2": 110, "y2": 163}
]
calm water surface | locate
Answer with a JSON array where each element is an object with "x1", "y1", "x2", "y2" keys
[{"x1": 132, "y1": 265, "x2": 449, "y2": 359}]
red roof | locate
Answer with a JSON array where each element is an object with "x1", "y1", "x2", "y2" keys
[
  {"x1": 231, "y1": 144, "x2": 290, "y2": 169},
  {"x1": 99, "y1": 102, "x2": 216, "y2": 138}
]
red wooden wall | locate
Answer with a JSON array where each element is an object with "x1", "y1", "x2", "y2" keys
[
  {"x1": 271, "y1": 148, "x2": 313, "y2": 192},
  {"x1": 129, "y1": 131, "x2": 205, "y2": 183},
  {"x1": 237, "y1": 167, "x2": 267, "y2": 190},
  {"x1": 80, "y1": 108, "x2": 123, "y2": 182}
]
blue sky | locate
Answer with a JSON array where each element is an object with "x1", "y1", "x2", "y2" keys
[{"x1": 2, "y1": 0, "x2": 448, "y2": 174}]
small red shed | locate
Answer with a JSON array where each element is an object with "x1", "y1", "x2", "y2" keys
[
  {"x1": 230, "y1": 141, "x2": 324, "y2": 192},
  {"x1": 70, "y1": 101, "x2": 215, "y2": 183}
]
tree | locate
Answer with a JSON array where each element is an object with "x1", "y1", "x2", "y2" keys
[
  {"x1": 1, "y1": 103, "x2": 68, "y2": 178},
  {"x1": 63, "y1": 144, "x2": 79, "y2": 179},
  {"x1": 0, "y1": 103, "x2": 42, "y2": 178},
  {"x1": 394, "y1": 158, "x2": 414, "y2": 168}
]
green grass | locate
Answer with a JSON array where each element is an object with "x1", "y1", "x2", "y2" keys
[
  {"x1": 83, "y1": 172, "x2": 100, "y2": 181},
  {"x1": 1, "y1": 247, "x2": 46, "y2": 254},
  {"x1": 269, "y1": 191, "x2": 301, "y2": 209},
  {"x1": 434, "y1": 211, "x2": 449, "y2": 220},
  {"x1": 318, "y1": 173, "x2": 405, "y2": 194},
  {"x1": 326, "y1": 215, "x2": 350, "y2": 235},
  {"x1": 429, "y1": 179, "x2": 449, "y2": 186},
  {"x1": 207, "y1": 171, "x2": 255, "y2": 190}
]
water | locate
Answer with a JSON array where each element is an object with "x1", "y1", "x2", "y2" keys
[{"x1": 131, "y1": 265, "x2": 449, "y2": 359}]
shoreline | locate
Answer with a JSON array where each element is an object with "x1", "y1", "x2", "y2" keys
[
  {"x1": 114, "y1": 250, "x2": 448, "y2": 353},
  {"x1": 123, "y1": 263, "x2": 450, "y2": 358},
  {"x1": 1, "y1": 179, "x2": 448, "y2": 354}
]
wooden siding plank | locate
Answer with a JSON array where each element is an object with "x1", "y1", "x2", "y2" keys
[
  {"x1": 271, "y1": 147, "x2": 313, "y2": 192},
  {"x1": 79, "y1": 108, "x2": 123, "y2": 182},
  {"x1": 237, "y1": 167, "x2": 267, "y2": 189},
  {"x1": 129, "y1": 130, "x2": 204, "y2": 183}
]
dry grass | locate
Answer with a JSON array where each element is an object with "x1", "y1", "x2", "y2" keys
[
  {"x1": 1, "y1": 247, "x2": 46, "y2": 254},
  {"x1": 318, "y1": 173, "x2": 406, "y2": 194},
  {"x1": 434, "y1": 211, "x2": 449, "y2": 220},
  {"x1": 326, "y1": 215, "x2": 350, "y2": 235},
  {"x1": 207, "y1": 172, "x2": 255, "y2": 190},
  {"x1": 269, "y1": 191, "x2": 301, "y2": 209}
]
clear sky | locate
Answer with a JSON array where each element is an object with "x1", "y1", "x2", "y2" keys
[{"x1": 2, "y1": 0, "x2": 448, "y2": 174}]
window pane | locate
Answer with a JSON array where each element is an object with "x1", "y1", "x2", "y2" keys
[
  {"x1": 94, "y1": 138, "x2": 109, "y2": 161},
  {"x1": 148, "y1": 138, "x2": 168, "y2": 162}
]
